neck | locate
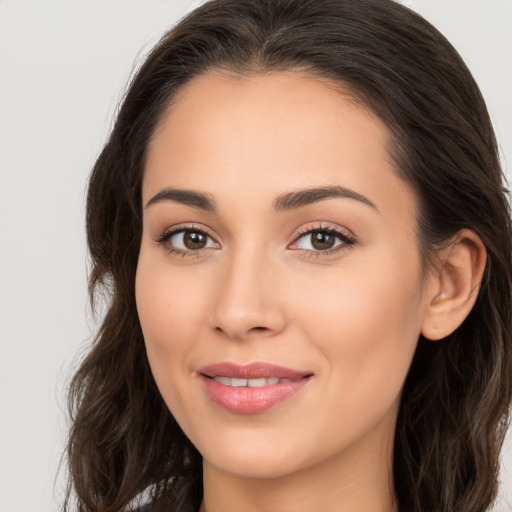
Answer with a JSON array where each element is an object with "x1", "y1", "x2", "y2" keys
[{"x1": 199, "y1": 420, "x2": 398, "y2": 512}]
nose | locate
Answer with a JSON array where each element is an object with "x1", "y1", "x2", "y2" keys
[{"x1": 209, "y1": 247, "x2": 287, "y2": 341}]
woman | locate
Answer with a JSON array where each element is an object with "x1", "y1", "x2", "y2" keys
[{"x1": 64, "y1": 0, "x2": 512, "y2": 511}]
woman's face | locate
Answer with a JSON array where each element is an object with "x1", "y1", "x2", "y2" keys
[{"x1": 136, "y1": 71, "x2": 434, "y2": 479}]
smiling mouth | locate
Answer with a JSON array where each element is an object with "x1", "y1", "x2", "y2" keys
[
  {"x1": 198, "y1": 362, "x2": 313, "y2": 414},
  {"x1": 210, "y1": 376, "x2": 298, "y2": 387}
]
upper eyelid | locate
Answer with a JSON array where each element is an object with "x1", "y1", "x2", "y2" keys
[
  {"x1": 291, "y1": 223, "x2": 355, "y2": 241},
  {"x1": 155, "y1": 223, "x2": 218, "y2": 242}
]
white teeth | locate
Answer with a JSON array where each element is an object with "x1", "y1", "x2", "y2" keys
[
  {"x1": 230, "y1": 378, "x2": 248, "y2": 387},
  {"x1": 212, "y1": 376, "x2": 289, "y2": 387},
  {"x1": 247, "y1": 378, "x2": 267, "y2": 387}
]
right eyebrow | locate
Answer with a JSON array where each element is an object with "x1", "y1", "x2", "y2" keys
[{"x1": 145, "y1": 188, "x2": 216, "y2": 211}]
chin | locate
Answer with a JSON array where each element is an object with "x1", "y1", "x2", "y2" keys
[
  {"x1": 205, "y1": 453, "x2": 302, "y2": 480},
  {"x1": 199, "y1": 432, "x2": 309, "y2": 479}
]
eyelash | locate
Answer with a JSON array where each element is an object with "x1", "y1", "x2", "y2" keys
[
  {"x1": 290, "y1": 224, "x2": 356, "y2": 258},
  {"x1": 155, "y1": 223, "x2": 356, "y2": 258},
  {"x1": 155, "y1": 224, "x2": 217, "y2": 258}
]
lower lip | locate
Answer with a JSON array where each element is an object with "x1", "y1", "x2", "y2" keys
[{"x1": 201, "y1": 376, "x2": 311, "y2": 414}]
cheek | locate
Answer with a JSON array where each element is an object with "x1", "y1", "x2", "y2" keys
[
  {"x1": 292, "y1": 250, "x2": 425, "y2": 402},
  {"x1": 135, "y1": 250, "x2": 209, "y2": 398},
  {"x1": 136, "y1": 249, "x2": 206, "y2": 341}
]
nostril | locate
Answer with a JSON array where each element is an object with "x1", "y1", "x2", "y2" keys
[{"x1": 214, "y1": 324, "x2": 270, "y2": 340}]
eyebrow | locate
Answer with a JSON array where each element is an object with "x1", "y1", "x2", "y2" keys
[
  {"x1": 273, "y1": 185, "x2": 378, "y2": 213},
  {"x1": 145, "y1": 185, "x2": 377, "y2": 213},
  {"x1": 145, "y1": 188, "x2": 216, "y2": 211}
]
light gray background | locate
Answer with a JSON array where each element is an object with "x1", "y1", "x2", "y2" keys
[{"x1": 0, "y1": 1, "x2": 511, "y2": 511}]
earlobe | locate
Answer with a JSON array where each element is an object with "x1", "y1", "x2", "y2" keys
[{"x1": 421, "y1": 230, "x2": 486, "y2": 341}]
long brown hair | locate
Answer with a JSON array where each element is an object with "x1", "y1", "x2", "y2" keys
[{"x1": 65, "y1": 1, "x2": 512, "y2": 511}]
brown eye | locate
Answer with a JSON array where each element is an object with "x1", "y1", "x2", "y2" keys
[
  {"x1": 158, "y1": 228, "x2": 219, "y2": 254},
  {"x1": 290, "y1": 226, "x2": 355, "y2": 255},
  {"x1": 310, "y1": 231, "x2": 336, "y2": 250},
  {"x1": 183, "y1": 231, "x2": 207, "y2": 249}
]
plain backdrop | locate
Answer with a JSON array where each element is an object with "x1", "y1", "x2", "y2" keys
[{"x1": 0, "y1": 1, "x2": 511, "y2": 511}]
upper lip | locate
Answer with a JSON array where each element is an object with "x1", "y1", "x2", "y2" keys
[{"x1": 199, "y1": 362, "x2": 312, "y2": 380}]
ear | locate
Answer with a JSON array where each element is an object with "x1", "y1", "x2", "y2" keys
[{"x1": 421, "y1": 229, "x2": 487, "y2": 341}]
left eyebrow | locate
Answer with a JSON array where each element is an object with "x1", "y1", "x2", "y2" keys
[{"x1": 273, "y1": 186, "x2": 378, "y2": 213}]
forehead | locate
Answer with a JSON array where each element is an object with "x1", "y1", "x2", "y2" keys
[
  {"x1": 149, "y1": 70, "x2": 385, "y2": 163},
  {"x1": 143, "y1": 70, "x2": 415, "y2": 221}
]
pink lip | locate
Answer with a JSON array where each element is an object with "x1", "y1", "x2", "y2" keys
[{"x1": 199, "y1": 362, "x2": 313, "y2": 414}]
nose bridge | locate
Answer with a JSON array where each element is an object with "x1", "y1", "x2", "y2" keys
[{"x1": 210, "y1": 238, "x2": 285, "y2": 340}]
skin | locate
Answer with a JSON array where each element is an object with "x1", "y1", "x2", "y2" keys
[{"x1": 135, "y1": 71, "x2": 484, "y2": 512}]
